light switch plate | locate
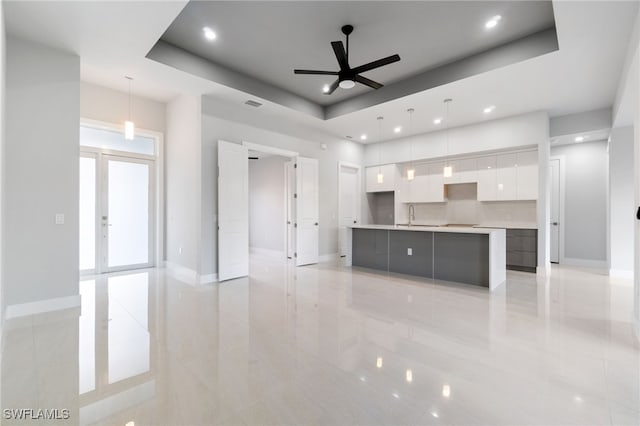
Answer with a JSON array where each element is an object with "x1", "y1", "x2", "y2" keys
[
  {"x1": 407, "y1": 248, "x2": 412, "y2": 256},
  {"x1": 55, "y1": 213, "x2": 65, "y2": 225}
]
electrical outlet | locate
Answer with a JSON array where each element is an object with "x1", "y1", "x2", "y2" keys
[
  {"x1": 407, "y1": 248, "x2": 412, "y2": 256},
  {"x1": 178, "y1": 247, "x2": 182, "y2": 255},
  {"x1": 55, "y1": 213, "x2": 65, "y2": 225}
]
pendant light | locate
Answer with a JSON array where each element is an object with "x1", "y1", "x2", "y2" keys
[
  {"x1": 124, "y1": 76, "x2": 135, "y2": 140},
  {"x1": 377, "y1": 116, "x2": 384, "y2": 184},
  {"x1": 443, "y1": 98, "x2": 453, "y2": 178},
  {"x1": 406, "y1": 108, "x2": 415, "y2": 180}
]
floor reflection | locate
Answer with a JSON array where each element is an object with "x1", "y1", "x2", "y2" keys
[{"x1": 1, "y1": 260, "x2": 639, "y2": 425}]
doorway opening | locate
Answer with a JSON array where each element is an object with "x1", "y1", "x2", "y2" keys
[
  {"x1": 248, "y1": 150, "x2": 292, "y2": 260},
  {"x1": 217, "y1": 140, "x2": 319, "y2": 281},
  {"x1": 338, "y1": 162, "x2": 361, "y2": 265},
  {"x1": 79, "y1": 121, "x2": 162, "y2": 275}
]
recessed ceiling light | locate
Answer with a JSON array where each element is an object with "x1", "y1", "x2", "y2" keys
[
  {"x1": 322, "y1": 84, "x2": 330, "y2": 93},
  {"x1": 483, "y1": 106, "x2": 495, "y2": 114},
  {"x1": 433, "y1": 118, "x2": 442, "y2": 125},
  {"x1": 360, "y1": 134, "x2": 367, "y2": 141},
  {"x1": 431, "y1": 412, "x2": 439, "y2": 418},
  {"x1": 203, "y1": 27, "x2": 217, "y2": 41},
  {"x1": 485, "y1": 15, "x2": 502, "y2": 29},
  {"x1": 575, "y1": 136, "x2": 584, "y2": 142},
  {"x1": 394, "y1": 126, "x2": 402, "y2": 133}
]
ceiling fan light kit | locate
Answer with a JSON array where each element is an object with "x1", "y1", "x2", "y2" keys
[{"x1": 294, "y1": 24, "x2": 401, "y2": 95}]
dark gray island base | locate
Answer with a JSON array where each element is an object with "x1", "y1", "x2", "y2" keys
[{"x1": 348, "y1": 225, "x2": 506, "y2": 291}]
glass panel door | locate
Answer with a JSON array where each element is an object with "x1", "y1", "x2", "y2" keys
[{"x1": 103, "y1": 155, "x2": 153, "y2": 271}]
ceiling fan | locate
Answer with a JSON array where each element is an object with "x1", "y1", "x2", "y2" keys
[{"x1": 294, "y1": 25, "x2": 401, "y2": 95}]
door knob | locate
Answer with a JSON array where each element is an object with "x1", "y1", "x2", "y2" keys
[
  {"x1": 353, "y1": 220, "x2": 357, "y2": 224},
  {"x1": 314, "y1": 222, "x2": 319, "y2": 226},
  {"x1": 551, "y1": 222, "x2": 558, "y2": 226}
]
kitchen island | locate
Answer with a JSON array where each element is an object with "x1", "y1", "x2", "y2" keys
[{"x1": 346, "y1": 225, "x2": 506, "y2": 291}]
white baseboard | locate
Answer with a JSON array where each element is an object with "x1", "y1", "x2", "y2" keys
[
  {"x1": 199, "y1": 273, "x2": 218, "y2": 284},
  {"x1": 609, "y1": 269, "x2": 634, "y2": 279},
  {"x1": 250, "y1": 247, "x2": 285, "y2": 259},
  {"x1": 319, "y1": 252, "x2": 339, "y2": 263},
  {"x1": 562, "y1": 258, "x2": 608, "y2": 270},
  {"x1": 165, "y1": 261, "x2": 218, "y2": 285},
  {"x1": 5, "y1": 294, "x2": 81, "y2": 320}
]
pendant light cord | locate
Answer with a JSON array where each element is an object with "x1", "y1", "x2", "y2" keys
[
  {"x1": 408, "y1": 108, "x2": 414, "y2": 172},
  {"x1": 126, "y1": 76, "x2": 133, "y2": 121},
  {"x1": 377, "y1": 116, "x2": 383, "y2": 172}
]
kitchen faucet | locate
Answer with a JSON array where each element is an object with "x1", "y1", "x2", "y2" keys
[{"x1": 408, "y1": 204, "x2": 415, "y2": 226}]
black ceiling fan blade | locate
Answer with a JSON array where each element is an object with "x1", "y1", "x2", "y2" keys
[
  {"x1": 351, "y1": 54, "x2": 401, "y2": 75},
  {"x1": 294, "y1": 69, "x2": 339, "y2": 75},
  {"x1": 355, "y1": 75, "x2": 383, "y2": 90},
  {"x1": 331, "y1": 41, "x2": 349, "y2": 70},
  {"x1": 325, "y1": 79, "x2": 339, "y2": 95}
]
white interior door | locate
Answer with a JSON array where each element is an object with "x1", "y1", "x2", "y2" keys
[
  {"x1": 102, "y1": 155, "x2": 154, "y2": 272},
  {"x1": 338, "y1": 163, "x2": 360, "y2": 260},
  {"x1": 550, "y1": 158, "x2": 560, "y2": 263},
  {"x1": 296, "y1": 156, "x2": 319, "y2": 266},
  {"x1": 285, "y1": 161, "x2": 296, "y2": 259},
  {"x1": 218, "y1": 140, "x2": 249, "y2": 281}
]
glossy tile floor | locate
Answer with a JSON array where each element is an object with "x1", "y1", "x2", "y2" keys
[{"x1": 2, "y1": 256, "x2": 639, "y2": 425}]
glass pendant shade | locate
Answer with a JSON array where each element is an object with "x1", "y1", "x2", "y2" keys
[
  {"x1": 407, "y1": 168, "x2": 415, "y2": 180},
  {"x1": 124, "y1": 120, "x2": 135, "y2": 140}
]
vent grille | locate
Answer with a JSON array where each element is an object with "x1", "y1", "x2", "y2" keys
[{"x1": 244, "y1": 100, "x2": 263, "y2": 108}]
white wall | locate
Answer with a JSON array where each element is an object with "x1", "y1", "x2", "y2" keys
[
  {"x1": 80, "y1": 82, "x2": 165, "y2": 133},
  {"x1": 4, "y1": 37, "x2": 80, "y2": 306},
  {"x1": 609, "y1": 127, "x2": 635, "y2": 276},
  {"x1": 249, "y1": 156, "x2": 287, "y2": 253},
  {"x1": 364, "y1": 111, "x2": 548, "y2": 166},
  {"x1": 201, "y1": 112, "x2": 363, "y2": 275},
  {"x1": 551, "y1": 140, "x2": 609, "y2": 266},
  {"x1": 550, "y1": 108, "x2": 612, "y2": 137},
  {"x1": 165, "y1": 95, "x2": 201, "y2": 273}
]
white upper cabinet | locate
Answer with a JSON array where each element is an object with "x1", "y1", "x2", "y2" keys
[
  {"x1": 515, "y1": 151, "x2": 538, "y2": 200},
  {"x1": 496, "y1": 153, "x2": 518, "y2": 200},
  {"x1": 443, "y1": 158, "x2": 478, "y2": 184},
  {"x1": 476, "y1": 150, "x2": 538, "y2": 201},
  {"x1": 426, "y1": 162, "x2": 447, "y2": 202},
  {"x1": 366, "y1": 164, "x2": 396, "y2": 192},
  {"x1": 476, "y1": 156, "x2": 497, "y2": 201},
  {"x1": 397, "y1": 162, "x2": 447, "y2": 203}
]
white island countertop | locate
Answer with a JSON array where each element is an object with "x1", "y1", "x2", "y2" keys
[{"x1": 349, "y1": 224, "x2": 505, "y2": 235}]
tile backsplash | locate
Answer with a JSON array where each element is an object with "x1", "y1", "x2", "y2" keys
[{"x1": 409, "y1": 183, "x2": 537, "y2": 225}]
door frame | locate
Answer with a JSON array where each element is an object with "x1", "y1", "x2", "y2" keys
[
  {"x1": 80, "y1": 118, "x2": 164, "y2": 274},
  {"x1": 549, "y1": 155, "x2": 566, "y2": 264},
  {"x1": 337, "y1": 162, "x2": 362, "y2": 262}
]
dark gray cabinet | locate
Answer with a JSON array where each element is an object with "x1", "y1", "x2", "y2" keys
[
  {"x1": 352, "y1": 229, "x2": 389, "y2": 271},
  {"x1": 388, "y1": 230, "x2": 433, "y2": 277},
  {"x1": 352, "y1": 228, "x2": 491, "y2": 288},
  {"x1": 434, "y1": 233, "x2": 490, "y2": 287},
  {"x1": 506, "y1": 229, "x2": 537, "y2": 272}
]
